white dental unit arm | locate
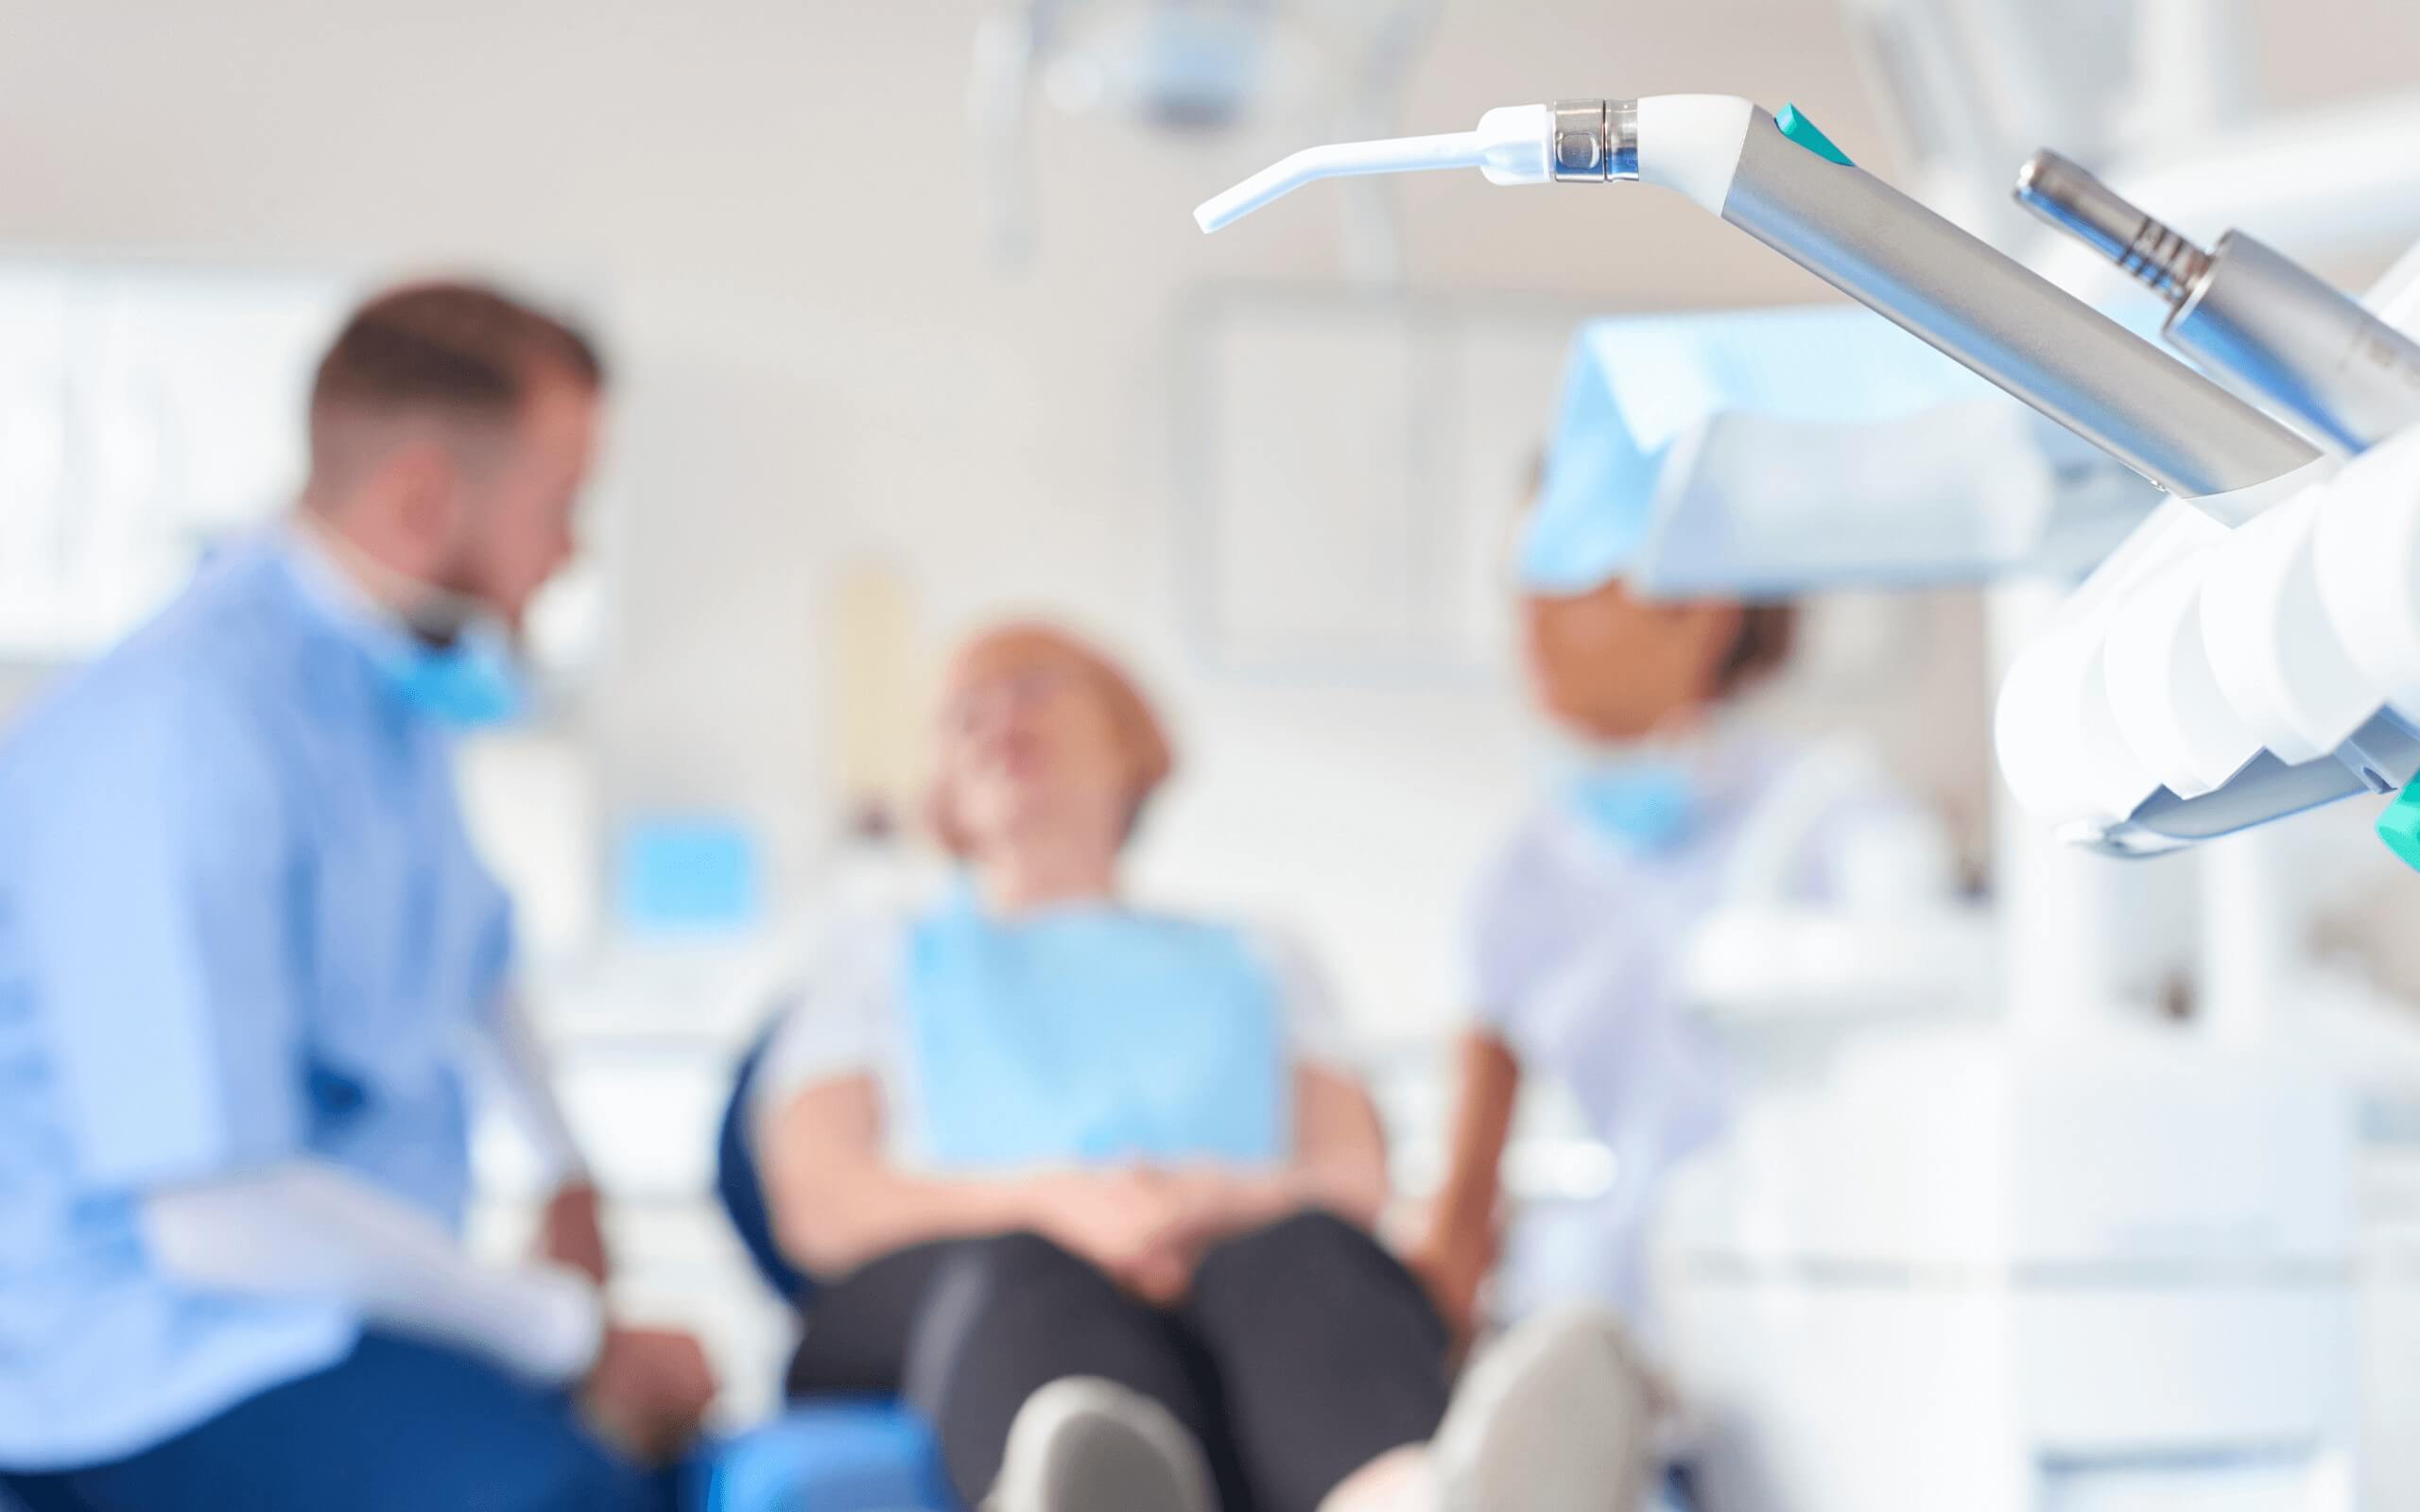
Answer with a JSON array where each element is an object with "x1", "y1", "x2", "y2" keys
[{"x1": 1198, "y1": 96, "x2": 2420, "y2": 865}]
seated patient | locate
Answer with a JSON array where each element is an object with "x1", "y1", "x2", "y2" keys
[{"x1": 753, "y1": 624, "x2": 1647, "y2": 1512}]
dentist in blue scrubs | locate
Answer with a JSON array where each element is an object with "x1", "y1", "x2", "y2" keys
[{"x1": 0, "y1": 283, "x2": 715, "y2": 1511}]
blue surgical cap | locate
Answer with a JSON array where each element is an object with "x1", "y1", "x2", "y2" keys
[{"x1": 1517, "y1": 304, "x2": 1998, "y2": 594}]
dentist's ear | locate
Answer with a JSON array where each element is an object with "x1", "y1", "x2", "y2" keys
[{"x1": 380, "y1": 439, "x2": 471, "y2": 582}]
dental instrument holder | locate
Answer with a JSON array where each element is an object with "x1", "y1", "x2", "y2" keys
[
  {"x1": 1199, "y1": 98, "x2": 2318, "y2": 504},
  {"x1": 2016, "y1": 149, "x2": 2420, "y2": 864},
  {"x1": 1200, "y1": 98, "x2": 2362, "y2": 859}
]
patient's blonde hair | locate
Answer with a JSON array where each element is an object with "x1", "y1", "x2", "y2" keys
[{"x1": 925, "y1": 622, "x2": 1175, "y2": 857}]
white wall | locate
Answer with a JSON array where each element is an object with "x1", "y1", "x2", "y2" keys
[{"x1": 6, "y1": 0, "x2": 2418, "y2": 1032}]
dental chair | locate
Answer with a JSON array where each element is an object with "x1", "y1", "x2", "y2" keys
[{"x1": 700, "y1": 1026, "x2": 958, "y2": 1512}]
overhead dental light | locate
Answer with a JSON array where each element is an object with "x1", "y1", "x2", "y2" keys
[
  {"x1": 1032, "y1": 1, "x2": 1281, "y2": 129},
  {"x1": 970, "y1": 0, "x2": 1440, "y2": 269}
]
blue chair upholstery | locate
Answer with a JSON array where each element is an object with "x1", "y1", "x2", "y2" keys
[
  {"x1": 716, "y1": 1026, "x2": 814, "y2": 1306},
  {"x1": 704, "y1": 1019, "x2": 956, "y2": 1512},
  {"x1": 702, "y1": 1404, "x2": 953, "y2": 1512}
]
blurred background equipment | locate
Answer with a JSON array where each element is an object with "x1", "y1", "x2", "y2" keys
[
  {"x1": 971, "y1": 0, "x2": 1442, "y2": 275},
  {"x1": 0, "y1": 262, "x2": 349, "y2": 659},
  {"x1": 1167, "y1": 285, "x2": 1582, "y2": 679}
]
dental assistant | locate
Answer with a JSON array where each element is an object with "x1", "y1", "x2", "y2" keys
[
  {"x1": 1412, "y1": 458, "x2": 1949, "y2": 1342},
  {"x1": 0, "y1": 284, "x2": 713, "y2": 1511}
]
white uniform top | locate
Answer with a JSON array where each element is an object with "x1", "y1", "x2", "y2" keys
[{"x1": 1465, "y1": 738, "x2": 1931, "y2": 1317}]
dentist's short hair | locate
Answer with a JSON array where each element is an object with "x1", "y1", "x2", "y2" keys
[{"x1": 309, "y1": 280, "x2": 604, "y2": 441}]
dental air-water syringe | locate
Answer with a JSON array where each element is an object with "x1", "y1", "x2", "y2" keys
[{"x1": 1196, "y1": 96, "x2": 2322, "y2": 509}]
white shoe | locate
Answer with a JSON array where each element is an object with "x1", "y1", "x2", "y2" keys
[
  {"x1": 1427, "y1": 1303, "x2": 1657, "y2": 1512},
  {"x1": 988, "y1": 1377, "x2": 1219, "y2": 1512}
]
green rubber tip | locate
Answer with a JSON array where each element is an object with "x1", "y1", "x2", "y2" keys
[
  {"x1": 2381, "y1": 786, "x2": 2420, "y2": 871},
  {"x1": 1776, "y1": 103, "x2": 1854, "y2": 166}
]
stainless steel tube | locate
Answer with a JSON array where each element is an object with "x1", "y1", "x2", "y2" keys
[
  {"x1": 2167, "y1": 233, "x2": 2420, "y2": 454},
  {"x1": 2015, "y1": 150, "x2": 2208, "y2": 301},
  {"x1": 1713, "y1": 110, "x2": 2320, "y2": 502}
]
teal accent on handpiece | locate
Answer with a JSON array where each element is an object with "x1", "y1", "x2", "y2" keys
[
  {"x1": 1776, "y1": 103, "x2": 1854, "y2": 166},
  {"x1": 2380, "y1": 785, "x2": 2420, "y2": 872}
]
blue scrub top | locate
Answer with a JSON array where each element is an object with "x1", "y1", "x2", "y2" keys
[{"x1": 0, "y1": 531, "x2": 516, "y2": 1470}]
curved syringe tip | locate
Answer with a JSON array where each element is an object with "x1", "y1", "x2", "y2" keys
[{"x1": 1194, "y1": 130, "x2": 1487, "y2": 232}]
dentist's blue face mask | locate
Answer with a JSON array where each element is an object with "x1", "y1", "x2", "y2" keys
[
  {"x1": 383, "y1": 621, "x2": 527, "y2": 730},
  {"x1": 1564, "y1": 759, "x2": 1703, "y2": 852},
  {"x1": 307, "y1": 521, "x2": 532, "y2": 730}
]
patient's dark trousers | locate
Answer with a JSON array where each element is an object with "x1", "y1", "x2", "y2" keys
[{"x1": 786, "y1": 1210, "x2": 1454, "y2": 1512}]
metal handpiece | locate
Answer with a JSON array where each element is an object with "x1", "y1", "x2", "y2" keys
[
  {"x1": 1549, "y1": 99, "x2": 1638, "y2": 180},
  {"x1": 1711, "y1": 112, "x2": 2314, "y2": 503},
  {"x1": 1540, "y1": 103, "x2": 2320, "y2": 504},
  {"x1": 2015, "y1": 151, "x2": 2208, "y2": 300},
  {"x1": 2017, "y1": 149, "x2": 2420, "y2": 454}
]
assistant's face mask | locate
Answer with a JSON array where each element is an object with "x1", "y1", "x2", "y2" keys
[{"x1": 1563, "y1": 757, "x2": 1703, "y2": 852}]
